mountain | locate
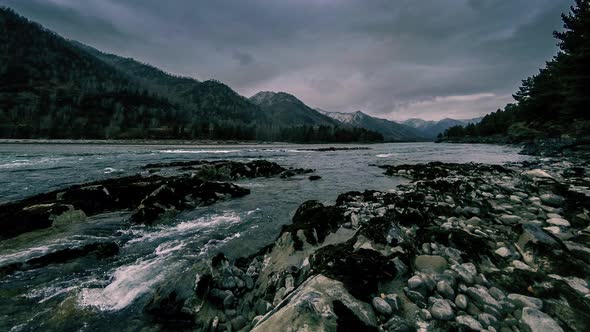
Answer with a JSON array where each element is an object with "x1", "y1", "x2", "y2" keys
[
  {"x1": 0, "y1": 7, "x2": 382, "y2": 143},
  {"x1": 319, "y1": 110, "x2": 426, "y2": 142},
  {"x1": 73, "y1": 42, "x2": 267, "y2": 125},
  {"x1": 250, "y1": 92, "x2": 340, "y2": 127},
  {"x1": 403, "y1": 117, "x2": 482, "y2": 138}
]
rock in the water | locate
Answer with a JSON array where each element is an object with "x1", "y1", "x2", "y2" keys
[
  {"x1": 429, "y1": 298, "x2": 454, "y2": 320},
  {"x1": 520, "y1": 307, "x2": 563, "y2": 332},
  {"x1": 414, "y1": 255, "x2": 448, "y2": 274},
  {"x1": 309, "y1": 175, "x2": 322, "y2": 181}
]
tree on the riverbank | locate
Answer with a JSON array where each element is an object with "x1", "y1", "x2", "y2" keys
[{"x1": 441, "y1": 0, "x2": 590, "y2": 141}]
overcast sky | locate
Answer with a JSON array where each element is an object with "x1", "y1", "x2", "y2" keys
[{"x1": 3, "y1": 0, "x2": 571, "y2": 121}]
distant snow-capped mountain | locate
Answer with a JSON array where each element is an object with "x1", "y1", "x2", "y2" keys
[{"x1": 319, "y1": 110, "x2": 427, "y2": 142}]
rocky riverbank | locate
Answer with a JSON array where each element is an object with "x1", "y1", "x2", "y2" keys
[{"x1": 151, "y1": 157, "x2": 590, "y2": 331}]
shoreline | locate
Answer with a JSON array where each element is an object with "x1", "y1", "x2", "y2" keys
[
  {"x1": 0, "y1": 139, "x2": 431, "y2": 146},
  {"x1": 161, "y1": 156, "x2": 589, "y2": 331}
]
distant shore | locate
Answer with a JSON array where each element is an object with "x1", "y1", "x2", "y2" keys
[
  {"x1": 0, "y1": 139, "x2": 288, "y2": 146},
  {"x1": 0, "y1": 139, "x2": 413, "y2": 146}
]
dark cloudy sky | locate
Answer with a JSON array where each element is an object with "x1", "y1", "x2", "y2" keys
[{"x1": 3, "y1": 0, "x2": 571, "y2": 121}]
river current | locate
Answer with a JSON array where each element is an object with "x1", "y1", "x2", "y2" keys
[{"x1": 0, "y1": 142, "x2": 527, "y2": 331}]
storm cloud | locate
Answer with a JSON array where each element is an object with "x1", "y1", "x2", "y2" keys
[{"x1": 2, "y1": 0, "x2": 572, "y2": 120}]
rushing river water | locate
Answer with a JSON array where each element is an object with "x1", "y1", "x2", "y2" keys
[{"x1": 0, "y1": 142, "x2": 527, "y2": 331}]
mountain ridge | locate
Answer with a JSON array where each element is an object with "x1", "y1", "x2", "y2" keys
[
  {"x1": 0, "y1": 7, "x2": 383, "y2": 143},
  {"x1": 319, "y1": 110, "x2": 427, "y2": 142}
]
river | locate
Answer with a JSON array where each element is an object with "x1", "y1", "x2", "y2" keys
[{"x1": 0, "y1": 142, "x2": 527, "y2": 331}]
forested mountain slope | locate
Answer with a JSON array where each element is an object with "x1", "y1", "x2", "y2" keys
[{"x1": 0, "y1": 7, "x2": 383, "y2": 142}]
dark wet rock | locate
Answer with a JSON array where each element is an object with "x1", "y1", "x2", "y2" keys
[
  {"x1": 211, "y1": 252, "x2": 229, "y2": 268},
  {"x1": 0, "y1": 262, "x2": 23, "y2": 278},
  {"x1": 371, "y1": 297, "x2": 392, "y2": 316},
  {"x1": 379, "y1": 162, "x2": 513, "y2": 180},
  {"x1": 383, "y1": 316, "x2": 412, "y2": 332},
  {"x1": 282, "y1": 200, "x2": 347, "y2": 250},
  {"x1": 429, "y1": 298, "x2": 454, "y2": 320},
  {"x1": 456, "y1": 315, "x2": 484, "y2": 330},
  {"x1": 0, "y1": 242, "x2": 121, "y2": 276},
  {"x1": 333, "y1": 300, "x2": 379, "y2": 332},
  {"x1": 130, "y1": 179, "x2": 249, "y2": 224},
  {"x1": 144, "y1": 290, "x2": 195, "y2": 329},
  {"x1": 0, "y1": 203, "x2": 72, "y2": 239},
  {"x1": 311, "y1": 242, "x2": 396, "y2": 300},
  {"x1": 1, "y1": 160, "x2": 307, "y2": 238},
  {"x1": 308, "y1": 175, "x2": 322, "y2": 181},
  {"x1": 230, "y1": 315, "x2": 248, "y2": 330},
  {"x1": 404, "y1": 288, "x2": 427, "y2": 308},
  {"x1": 384, "y1": 294, "x2": 401, "y2": 313},
  {"x1": 143, "y1": 159, "x2": 290, "y2": 179}
]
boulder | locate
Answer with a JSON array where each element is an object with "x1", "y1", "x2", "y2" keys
[
  {"x1": 540, "y1": 194, "x2": 564, "y2": 207},
  {"x1": 507, "y1": 294, "x2": 543, "y2": 310},
  {"x1": 252, "y1": 275, "x2": 377, "y2": 331},
  {"x1": 455, "y1": 294, "x2": 468, "y2": 310},
  {"x1": 522, "y1": 169, "x2": 553, "y2": 180},
  {"x1": 429, "y1": 298, "x2": 454, "y2": 320},
  {"x1": 414, "y1": 255, "x2": 449, "y2": 274},
  {"x1": 436, "y1": 280, "x2": 455, "y2": 300},
  {"x1": 520, "y1": 307, "x2": 563, "y2": 332},
  {"x1": 372, "y1": 297, "x2": 392, "y2": 316},
  {"x1": 465, "y1": 286, "x2": 501, "y2": 311}
]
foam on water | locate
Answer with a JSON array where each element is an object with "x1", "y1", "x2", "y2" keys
[
  {"x1": 103, "y1": 167, "x2": 124, "y2": 174},
  {"x1": 198, "y1": 232, "x2": 241, "y2": 256},
  {"x1": 78, "y1": 254, "x2": 183, "y2": 311},
  {"x1": 376, "y1": 153, "x2": 396, "y2": 158},
  {"x1": 0, "y1": 157, "x2": 67, "y2": 169},
  {"x1": 0, "y1": 234, "x2": 113, "y2": 265},
  {"x1": 123, "y1": 212, "x2": 242, "y2": 245}
]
